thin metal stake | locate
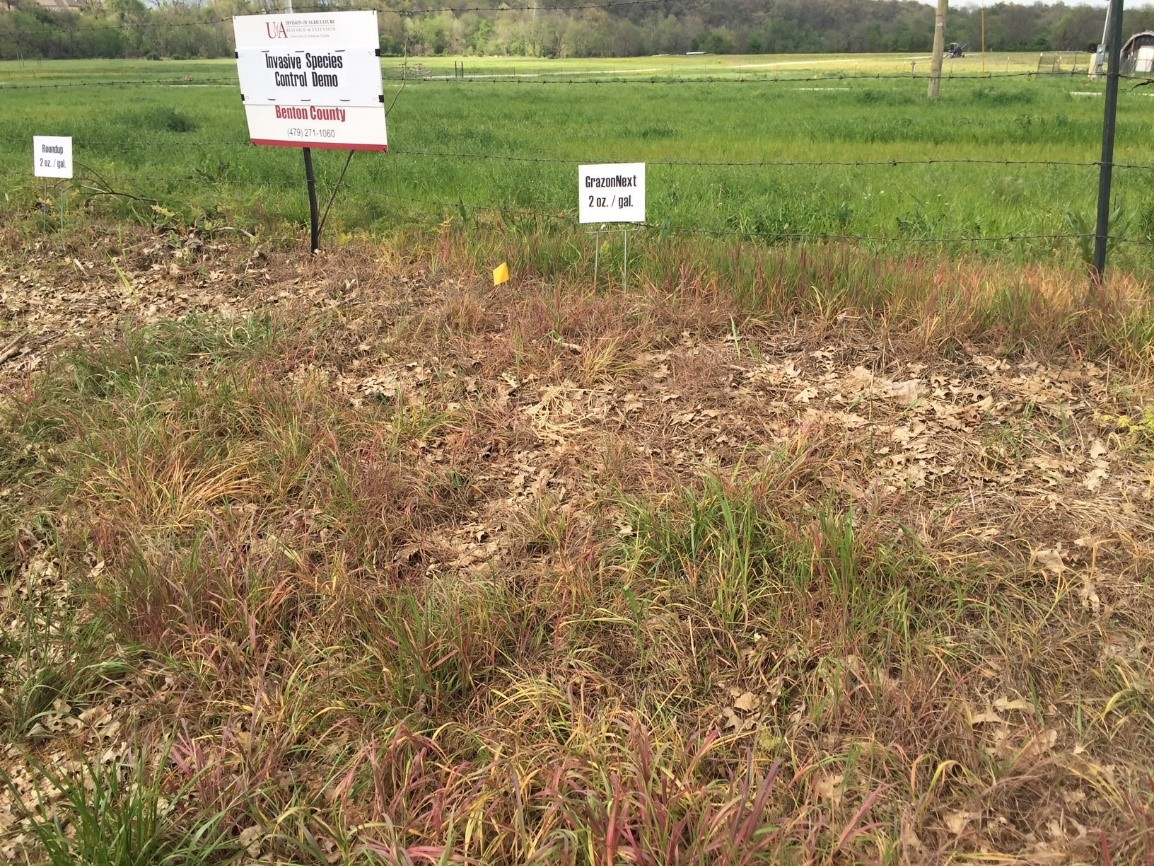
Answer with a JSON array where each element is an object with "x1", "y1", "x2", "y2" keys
[
  {"x1": 592, "y1": 229, "x2": 601, "y2": 288},
  {"x1": 622, "y1": 227, "x2": 629, "y2": 291},
  {"x1": 303, "y1": 147, "x2": 320, "y2": 254},
  {"x1": 318, "y1": 150, "x2": 355, "y2": 237}
]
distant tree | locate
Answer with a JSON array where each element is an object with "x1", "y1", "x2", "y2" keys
[
  {"x1": 2, "y1": 2, "x2": 77, "y2": 58},
  {"x1": 141, "y1": 2, "x2": 229, "y2": 59},
  {"x1": 1122, "y1": 8, "x2": 1154, "y2": 36},
  {"x1": 76, "y1": 17, "x2": 128, "y2": 56},
  {"x1": 464, "y1": 17, "x2": 491, "y2": 55},
  {"x1": 378, "y1": 11, "x2": 405, "y2": 55},
  {"x1": 693, "y1": 27, "x2": 735, "y2": 54},
  {"x1": 106, "y1": 0, "x2": 146, "y2": 25},
  {"x1": 6, "y1": 0, "x2": 1150, "y2": 62},
  {"x1": 1050, "y1": 7, "x2": 1103, "y2": 50}
]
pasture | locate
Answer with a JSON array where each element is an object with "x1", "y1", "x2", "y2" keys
[{"x1": 3, "y1": 53, "x2": 1154, "y2": 271}]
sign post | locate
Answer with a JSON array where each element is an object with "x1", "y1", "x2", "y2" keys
[
  {"x1": 1092, "y1": 0, "x2": 1124, "y2": 291},
  {"x1": 234, "y1": 11, "x2": 387, "y2": 252},
  {"x1": 578, "y1": 163, "x2": 646, "y2": 289},
  {"x1": 304, "y1": 148, "x2": 320, "y2": 253}
]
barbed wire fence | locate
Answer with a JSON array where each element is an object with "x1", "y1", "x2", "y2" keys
[
  {"x1": 15, "y1": 149, "x2": 1147, "y2": 265},
  {"x1": 5, "y1": 142, "x2": 1150, "y2": 264},
  {"x1": 0, "y1": 69, "x2": 1143, "y2": 90},
  {"x1": 3, "y1": 39, "x2": 1153, "y2": 275}
]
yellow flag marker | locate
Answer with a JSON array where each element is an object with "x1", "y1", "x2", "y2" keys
[{"x1": 493, "y1": 262, "x2": 510, "y2": 286}]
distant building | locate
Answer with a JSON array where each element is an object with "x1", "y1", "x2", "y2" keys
[{"x1": 1121, "y1": 31, "x2": 1154, "y2": 75}]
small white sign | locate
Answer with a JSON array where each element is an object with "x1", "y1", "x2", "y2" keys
[
  {"x1": 234, "y1": 11, "x2": 386, "y2": 151},
  {"x1": 579, "y1": 163, "x2": 645, "y2": 224},
  {"x1": 33, "y1": 136, "x2": 73, "y2": 179}
]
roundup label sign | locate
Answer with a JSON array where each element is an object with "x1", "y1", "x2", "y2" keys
[
  {"x1": 234, "y1": 11, "x2": 387, "y2": 151},
  {"x1": 33, "y1": 136, "x2": 73, "y2": 179}
]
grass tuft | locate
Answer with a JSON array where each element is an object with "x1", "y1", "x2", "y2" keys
[{"x1": 3, "y1": 749, "x2": 234, "y2": 866}]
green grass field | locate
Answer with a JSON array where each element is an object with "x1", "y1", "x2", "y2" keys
[{"x1": 3, "y1": 54, "x2": 1154, "y2": 271}]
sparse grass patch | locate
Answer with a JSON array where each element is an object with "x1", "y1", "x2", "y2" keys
[
  {"x1": 0, "y1": 567, "x2": 133, "y2": 740},
  {"x1": 420, "y1": 225, "x2": 1154, "y2": 365}
]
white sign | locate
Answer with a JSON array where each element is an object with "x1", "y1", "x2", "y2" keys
[
  {"x1": 234, "y1": 12, "x2": 387, "y2": 151},
  {"x1": 579, "y1": 163, "x2": 645, "y2": 224},
  {"x1": 33, "y1": 136, "x2": 72, "y2": 179}
]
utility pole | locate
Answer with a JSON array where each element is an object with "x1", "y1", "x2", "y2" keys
[
  {"x1": 1090, "y1": 1, "x2": 1113, "y2": 78},
  {"x1": 981, "y1": 9, "x2": 986, "y2": 74},
  {"x1": 928, "y1": 0, "x2": 949, "y2": 99}
]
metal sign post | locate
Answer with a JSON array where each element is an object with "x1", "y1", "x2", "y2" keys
[
  {"x1": 303, "y1": 148, "x2": 320, "y2": 253},
  {"x1": 1091, "y1": 0, "x2": 1125, "y2": 290},
  {"x1": 587, "y1": 227, "x2": 633, "y2": 291},
  {"x1": 622, "y1": 227, "x2": 629, "y2": 291},
  {"x1": 592, "y1": 227, "x2": 602, "y2": 287}
]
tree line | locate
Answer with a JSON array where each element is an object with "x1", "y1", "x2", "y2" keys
[{"x1": 3, "y1": 0, "x2": 1154, "y2": 62}]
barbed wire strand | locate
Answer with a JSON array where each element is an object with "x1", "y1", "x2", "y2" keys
[
  {"x1": 6, "y1": 165, "x2": 1146, "y2": 250},
  {"x1": 389, "y1": 148, "x2": 1154, "y2": 171},
  {"x1": 0, "y1": 69, "x2": 1113, "y2": 90},
  {"x1": 379, "y1": 190, "x2": 1101, "y2": 246},
  {"x1": 391, "y1": 193, "x2": 1154, "y2": 249},
  {"x1": 18, "y1": 137, "x2": 1154, "y2": 172}
]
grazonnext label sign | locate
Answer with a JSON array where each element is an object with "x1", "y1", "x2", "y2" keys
[{"x1": 578, "y1": 163, "x2": 646, "y2": 224}]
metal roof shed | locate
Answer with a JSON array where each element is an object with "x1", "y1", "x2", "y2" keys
[{"x1": 1121, "y1": 30, "x2": 1154, "y2": 74}]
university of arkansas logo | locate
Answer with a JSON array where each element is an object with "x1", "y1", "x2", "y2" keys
[{"x1": 266, "y1": 22, "x2": 288, "y2": 38}]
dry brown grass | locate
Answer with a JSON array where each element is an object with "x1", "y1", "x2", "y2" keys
[{"x1": 1, "y1": 226, "x2": 1153, "y2": 864}]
